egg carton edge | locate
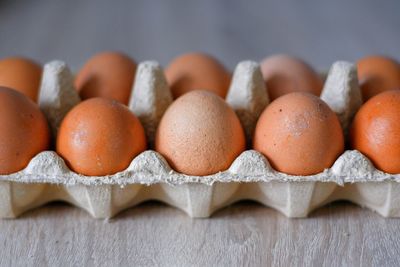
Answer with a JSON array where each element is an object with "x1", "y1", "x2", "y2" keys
[{"x1": 0, "y1": 60, "x2": 398, "y2": 186}]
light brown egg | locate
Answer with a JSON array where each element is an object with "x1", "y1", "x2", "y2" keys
[
  {"x1": 74, "y1": 51, "x2": 137, "y2": 105},
  {"x1": 357, "y1": 55, "x2": 400, "y2": 102},
  {"x1": 155, "y1": 90, "x2": 245, "y2": 176},
  {"x1": 260, "y1": 54, "x2": 323, "y2": 101},
  {"x1": 0, "y1": 87, "x2": 50, "y2": 174},
  {"x1": 56, "y1": 98, "x2": 146, "y2": 176},
  {"x1": 253, "y1": 92, "x2": 344, "y2": 176},
  {"x1": 0, "y1": 57, "x2": 42, "y2": 102},
  {"x1": 350, "y1": 90, "x2": 400, "y2": 174},
  {"x1": 165, "y1": 52, "x2": 231, "y2": 99}
]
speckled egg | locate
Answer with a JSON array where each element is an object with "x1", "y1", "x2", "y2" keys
[
  {"x1": 57, "y1": 97, "x2": 146, "y2": 176},
  {"x1": 350, "y1": 90, "x2": 400, "y2": 174},
  {"x1": 0, "y1": 87, "x2": 50, "y2": 174},
  {"x1": 253, "y1": 92, "x2": 344, "y2": 175},
  {"x1": 155, "y1": 90, "x2": 245, "y2": 176}
]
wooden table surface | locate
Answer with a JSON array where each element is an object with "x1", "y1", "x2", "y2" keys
[{"x1": 0, "y1": 1, "x2": 400, "y2": 266}]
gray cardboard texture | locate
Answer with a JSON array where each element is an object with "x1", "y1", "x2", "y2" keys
[{"x1": 0, "y1": 60, "x2": 399, "y2": 219}]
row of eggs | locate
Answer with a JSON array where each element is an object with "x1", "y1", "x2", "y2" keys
[{"x1": 0, "y1": 52, "x2": 399, "y2": 177}]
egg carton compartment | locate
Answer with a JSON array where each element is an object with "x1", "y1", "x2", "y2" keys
[{"x1": 0, "y1": 59, "x2": 399, "y2": 219}]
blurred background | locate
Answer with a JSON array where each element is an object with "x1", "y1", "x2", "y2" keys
[
  {"x1": 0, "y1": 0, "x2": 399, "y2": 71},
  {"x1": 1, "y1": 1, "x2": 400, "y2": 265}
]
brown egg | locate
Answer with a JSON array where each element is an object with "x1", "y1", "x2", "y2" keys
[
  {"x1": 0, "y1": 57, "x2": 42, "y2": 102},
  {"x1": 0, "y1": 87, "x2": 50, "y2": 174},
  {"x1": 260, "y1": 54, "x2": 323, "y2": 101},
  {"x1": 155, "y1": 90, "x2": 245, "y2": 176},
  {"x1": 253, "y1": 92, "x2": 344, "y2": 175},
  {"x1": 57, "y1": 98, "x2": 146, "y2": 176},
  {"x1": 165, "y1": 52, "x2": 231, "y2": 99},
  {"x1": 350, "y1": 90, "x2": 400, "y2": 174},
  {"x1": 75, "y1": 51, "x2": 137, "y2": 105},
  {"x1": 357, "y1": 55, "x2": 400, "y2": 102}
]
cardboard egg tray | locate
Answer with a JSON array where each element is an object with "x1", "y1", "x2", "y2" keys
[{"x1": 1, "y1": 60, "x2": 399, "y2": 219}]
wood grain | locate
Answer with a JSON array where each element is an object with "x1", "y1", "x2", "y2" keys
[
  {"x1": 0, "y1": 0, "x2": 400, "y2": 266},
  {"x1": 0, "y1": 202, "x2": 399, "y2": 266}
]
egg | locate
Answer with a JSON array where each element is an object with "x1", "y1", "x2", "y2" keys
[
  {"x1": 260, "y1": 54, "x2": 323, "y2": 101},
  {"x1": 357, "y1": 55, "x2": 400, "y2": 101},
  {"x1": 350, "y1": 90, "x2": 400, "y2": 174},
  {"x1": 74, "y1": 51, "x2": 137, "y2": 105},
  {"x1": 0, "y1": 57, "x2": 42, "y2": 102},
  {"x1": 155, "y1": 90, "x2": 245, "y2": 176},
  {"x1": 165, "y1": 52, "x2": 231, "y2": 99},
  {"x1": 0, "y1": 87, "x2": 50, "y2": 175},
  {"x1": 56, "y1": 98, "x2": 146, "y2": 176},
  {"x1": 253, "y1": 92, "x2": 344, "y2": 175}
]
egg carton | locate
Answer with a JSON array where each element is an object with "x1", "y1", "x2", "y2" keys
[{"x1": 1, "y1": 59, "x2": 399, "y2": 219}]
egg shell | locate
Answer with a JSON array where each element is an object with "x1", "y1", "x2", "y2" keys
[
  {"x1": 253, "y1": 92, "x2": 344, "y2": 176},
  {"x1": 165, "y1": 52, "x2": 231, "y2": 99},
  {"x1": 2, "y1": 60, "x2": 400, "y2": 219},
  {"x1": 0, "y1": 87, "x2": 50, "y2": 174},
  {"x1": 260, "y1": 54, "x2": 323, "y2": 101},
  {"x1": 155, "y1": 90, "x2": 246, "y2": 176},
  {"x1": 0, "y1": 57, "x2": 42, "y2": 102},
  {"x1": 75, "y1": 51, "x2": 136, "y2": 105},
  {"x1": 357, "y1": 55, "x2": 400, "y2": 102},
  {"x1": 350, "y1": 90, "x2": 400, "y2": 174},
  {"x1": 56, "y1": 97, "x2": 146, "y2": 176}
]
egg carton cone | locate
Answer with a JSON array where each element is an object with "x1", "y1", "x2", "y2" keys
[{"x1": 0, "y1": 60, "x2": 399, "y2": 219}]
